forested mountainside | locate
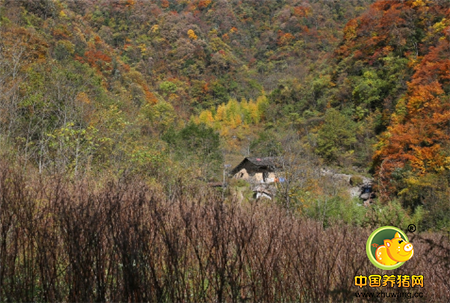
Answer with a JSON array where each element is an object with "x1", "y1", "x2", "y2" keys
[
  {"x1": 323, "y1": 0, "x2": 450, "y2": 218},
  {"x1": 3, "y1": 1, "x2": 450, "y2": 301},
  {"x1": 1, "y1": 0, "x2": 450, "y2": 227},
  {"x1": 0, "y1": 0, "x2": 374, "y2": 176}
]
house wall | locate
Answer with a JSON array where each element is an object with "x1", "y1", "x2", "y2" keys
[
  {"x1": 234, "y1": 168, "x2": 249, "y2": 179},
  {"x1": 233, "y1": 162, "x2": 281, "y2": 184},
  {"x1": 234, "y1": 171, "x2": 280, "y2": 183},
  {"x1": 254, "y1": 173, "x2": 263, "y2": 182}
]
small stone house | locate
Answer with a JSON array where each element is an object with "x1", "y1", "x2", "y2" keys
[{"x1": 230, "y1": 157, "x2": 281, "y2": 183}]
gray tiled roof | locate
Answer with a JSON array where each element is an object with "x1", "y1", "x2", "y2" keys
[{"x1": 246, "y1": 157, "x2": 279, "y2": 167}]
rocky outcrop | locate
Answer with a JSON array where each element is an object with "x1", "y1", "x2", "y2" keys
[{"x1": 320, "y1": 168, "x2": 374, "y2": 204}]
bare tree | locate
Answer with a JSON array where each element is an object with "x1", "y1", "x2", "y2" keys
[{"x1": 275, "y1": 131, "x2": 322, "y2": 210}]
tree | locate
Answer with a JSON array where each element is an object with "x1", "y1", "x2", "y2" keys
[
  {"x1": 316, "y1": 108, "x2": 357, "y2": 164},
  {"x1": 163, "y1": 122, "x2": 223, "y2": 180},
  {"x1": 143, "y1": 100, "x2": 176, "y2": 135}
]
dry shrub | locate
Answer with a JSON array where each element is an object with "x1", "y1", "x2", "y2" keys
[{"x1": 0, "y1": 161, "x2": 449, "y2": 302}]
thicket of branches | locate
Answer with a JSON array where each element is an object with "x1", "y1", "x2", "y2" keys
[{"x1": 0, "y1": 160, "x2": 449, "y2": 302}]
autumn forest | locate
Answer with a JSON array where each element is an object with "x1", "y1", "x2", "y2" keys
[{"x1": 1, "y1": 0, "x2": 450, "y2": 301}]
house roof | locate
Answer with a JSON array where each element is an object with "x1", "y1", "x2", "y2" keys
[
  {"x1": 246, "y1": 157, "x2": 279, "y2": 166},
  {"x1": 230, "y1": 157, "x2": 282, "y2": 175}
]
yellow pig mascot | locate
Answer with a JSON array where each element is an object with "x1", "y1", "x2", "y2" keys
[{"x1": 375, "y1": 232, "x2": 414, "y2": 265}]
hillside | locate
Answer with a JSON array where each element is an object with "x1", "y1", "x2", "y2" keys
[
  {"x1": 318, "y1": 0, "x2": 450, "y2": 229},
  {"x1": 2, "y1": 0, "x2": 450, "y2": 223},
  {"x1": 0, "y1": 0, "x2": 374, "y2": 177},
  {"x1": 2, "y1": 0, "x2": 450, "y2": 301},
  {"x1": 2, "y1": 0, "x2": 450, "y2": 216}
]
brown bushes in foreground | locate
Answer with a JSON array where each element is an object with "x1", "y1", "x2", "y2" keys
[{"x1": 0, "y1": 164, "x2": 449, "y2": 302}]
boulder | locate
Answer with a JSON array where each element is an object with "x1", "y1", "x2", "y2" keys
[{"x1": 360, "y1": 193, "x2": 371, "y2": 200}]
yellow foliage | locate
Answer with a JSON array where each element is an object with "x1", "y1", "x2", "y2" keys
[
  {"x1": 138, "y1": 43, "x2": 147, "y2": 54},
  {"x1": 225, "y1": 98, "x2": 239, "y2": 122},
  {"x1": 240, "y1": 98, "x2": 248, "y2": 110},
  {"x1": 151, "y1": 24, "x2": 159, "y2": 33},
  {"x1": 248, "y1": 100, "x2": 259, "y2": 124},
  {"x1": 199, "y1": 110, "x2": 214, "y2": 126},
  {"x1": 234, "y1": 114, "x2": 242, "y2": 127},
  {"x1": 433, "y1": 18, "x2": 449, "y2": 33},
  {"x1": 215, "y1": 104, "x2": 226, "y2": 121},
  {"x1": 227, "y1": 117, "x2": 235, "y2": 129},
  {"x1": 76, "y1": 92, "x2": 91, "y2": 104},
  {"x1": 168, "y1": 93, "x2": 178, "y2": 102},
  {"x1": 187, "y1": 29, "x2": 198, "y2": 40},
  {"x1": 412, "y1": 0, "x2": 427, "y2": 7},
  {"x1": 191, "y1": 115, "x2": 200, "y2": 124},
  {"x1": 220, "y1": 126, "x2": 229, "y2": 137},
  {"x1": 195, "y1": 94, "x2": 267, "y2": 131}
]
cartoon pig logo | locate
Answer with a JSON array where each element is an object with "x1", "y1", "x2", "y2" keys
[
  {"x1": 366, "y1": 226, "x2": 415, "y2": 270},
  {"x1": 375, "y1": 232, "x2": 414, "y2": 266}
]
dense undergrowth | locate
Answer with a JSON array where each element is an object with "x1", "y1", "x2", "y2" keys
[{"x1": 0, "y1": 160, "x2": 449, "y2": 302}]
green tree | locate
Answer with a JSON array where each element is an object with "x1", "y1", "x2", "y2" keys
[
  {"x1": 163, "y1": 122, "x2": 223, "y2": 180},
  {"x1": 316, "y1": 108, "x2": 357, "y2": 164},
  {"x1": 143, "y1": 100, "x2": 176, "y2": 135}
]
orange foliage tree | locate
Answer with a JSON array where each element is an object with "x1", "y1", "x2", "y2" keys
[{"x1": 374, "y1": 28, "x2": 450, "y2": 201}]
